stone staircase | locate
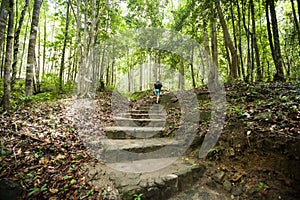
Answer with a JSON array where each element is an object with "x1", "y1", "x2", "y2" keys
[{"x1": 99, "y1": 99, "x2": 206, "y2": 199}]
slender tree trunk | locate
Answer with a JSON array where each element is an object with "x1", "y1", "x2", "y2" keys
[
  {"x1": 230, "y1": 0, "x2": 238, "y2": 54},
  {"x1": 128, "y1": 65, "x2": 131, "y2": 92},
  {"x1": 179, "y1": 57, "x2": 184, "y2": 90},
  {"x1": 154, "y1": 53, "x2": 158, "y2": 81},
  {"x1": 11, "y1": 0, "x2": 29, "y2": 88},
  {"x1": 190, "y1": 47, "x2": 196, "y2": 88},
  {"x1": 25, "y1": 0, "x2": 43, "y2": 96},
  {"x1": 297, "y1": 0, "x2": 300, "y2": 25},
  {"x1": 42, "y1": 4, "x2": 46, "y2": 78},
  {"x1": 74, "y1": 0, "x2": 83, "y2": 95},
  {"x1": 242, "y1": 0, "x2": 251, "y2": 82},
  {"x1": 19, "y1": 10, "x2": 30, "y2": 78},
  {"x1": 99, "y1": 47, "x2": 106, "y2": 81},
  {"x1": 158, "y1": 53, "x2": 161, "y2": 81},
  {"x1": 284, "y1": 41, "x2": 291, "y2": 77},
  {"x1": 291, "y1": 0, "x2": 300, "y2": 46},
  {"x1": 216, "y1": 0, "x2": 238, "y2": 80},
  {"x1": 236, "y1": 0, "x2": 245, "y2": 80},
  {"x1": 140, "y1": 59, "x2": 143, "y2": 90},
  {"x1": 1, "y1": 43, "x2": 5, "y2": 78},
  {"x1": 210, "y1": 2, "x2": 218, "y2": 86},
  {"x1": 230, "y1": 0, "x2": 241, "y2": 78},
  {"x1": 106, "y1": 60, "x2": 110, "y2": 85},
  {"x1": 35, "y1": 25, "x2": 41, "y2": 92},
  {"x1": 250, "y1": 0, "x2": 262, "y2": 81},
  {"x1": 266, "y1": 0, "x2": 285, "y2": 81},
  {"x1": 111, "y1": 59, "x2": 115, "y2": 86},
  {"x1": 59, "y1": 0, "x2": 70, "y2": 91},
  {"x1": 3, "y1": 0, "x2": 14, "y2": 110},
  {"x1": 200, "y1": 22, "x2": 207, "y2": 85},
  {"x1": 67, "y1": 46, "x2": 73, "y2": 83},
  {"x1": 266, "y1": 0, "x2": 275, "y2": 63},
  {"x1": 0, "y1": 0, "x2": 9, "y2": 62}
]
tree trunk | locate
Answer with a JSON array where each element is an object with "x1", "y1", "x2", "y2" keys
[
  {"x1": 297, "y1": 0, "x2": 300, "y2": 25},
  {"x1": 236, "y1": 0, "x2": 245, "y2": 80},
  {"x1": 230, "y1": 0, "x2": 238, "y2": 54},
  {"x1": 266, "y1": 0, "x2": 275, "y2": 62},
  {"x1": 106, "y1": 60, "x2": 110, "y2": 85},
  {"x1": 140, "y1": 59, "x2": 143, "y2": 90},
  {"x1": 216, "y1": 0, "x2": 238, "y2": 80},
  {"x1": 230, "y1": 0, "x2": 240, "y2": 78},
  {"x1": 19, "y1": 10, "x2": 30, "y2": 78},
  {"x1": 35, "y1": 26, "x2": 41, "y2": 93},
  {"x1": 291, "y1": 0, "x2": 300, "y2": 46},
  {"x1": 111, "y1": 59, "x2": 115, "y2": 86},
  {"x1": 42, "y1": 5, "x2": 46, "y2": 77},
  {"x1": 11, "y1": 0, "x2": 29, "y2": 89},
  {"x1": 250, "y1": 0, "x2": 262, "y2": 81},
  {"x1": 2, "y1": 0, "x2": 13, "y2": 110},
  {"x1": 0, "y1": 0, "x2": 9, "y2": 63},
  {"x1": 209, "y1": 2, "x2": 218, "y2": 86},
  {"x1": 266, "y1": 0, "x2": 285, "y2": 81},
  {"x1": 59, "y1": 0, "x2": 70, "y2": 91},
  {"x1": 190, "y1": 47, "x2": 196, "y2": 88},
  {"x1": 25, "y1": 0, "x2": 43, "y2": 96},
  {"x1": 179, "y1": 57, "x2": 184, "y2": 90},
  {"x1": 242, "y1": 0, "x2": 252, "y2": 82},
  {"x1": 1, "y1": 44, "x2": 5, "y2": 78}
]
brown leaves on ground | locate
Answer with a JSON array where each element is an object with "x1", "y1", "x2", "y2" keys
[{"x1": 0, "y1": 99, "x2": 105, "y2": 199}]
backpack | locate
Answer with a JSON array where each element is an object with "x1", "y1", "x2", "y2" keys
[{"x1": 154, "y1": 81, "x2": 162, "y2": 89}]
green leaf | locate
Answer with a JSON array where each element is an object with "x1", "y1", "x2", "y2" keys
[{"x1": 28, "y1": 187, "x2": 40, "y2": 197}]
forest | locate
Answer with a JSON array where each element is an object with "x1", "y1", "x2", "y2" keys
[
  {"x1": 0, "y1": 0, "x2": 299, "y2": 199},
  {"x1": 0, "y1": 0, "x2": 299, "y2": 109}
]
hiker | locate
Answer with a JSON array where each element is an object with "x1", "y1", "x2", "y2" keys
[{"x1": 154, "y1": 80, "x2": 162, "y2": 103}]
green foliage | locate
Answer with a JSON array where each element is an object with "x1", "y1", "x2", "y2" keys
[
  {"x1": 130, "y1": 90, "x2": 153, "y2": 101},
  {"x1": 86, "y1": 188, "x2": 95, "y2": 196},
  {"x1": 208, "y1": 145, "x2": 221, "y2": 154},
  {"x1": 0, "y1": 75, "x2": 75, "y2": 112},
  {"x1": 207, "y1": 145, "x2": 221, "y2": 160},
  {"x1": 228, "y1": 105, "x2": 245, "y2": 118},
  {"x1": 256, "y1": 182, "x2": 270, "y2": 192},
  {"x1": 28, "y1": 184, "x2": 47, "y2": 197},
  {"x1": 133, "y1": 193, "x2": 143, "y2": 200}
]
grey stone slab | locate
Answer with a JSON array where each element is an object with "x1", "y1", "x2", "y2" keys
[
  {"x1": 104, "y1": 126, "x2": 165, "y2": 139},
  {"x1": 104, "y1": 158, "x2": 206, "y2": 200}
]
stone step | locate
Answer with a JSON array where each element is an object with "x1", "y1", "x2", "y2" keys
[
  {"x1": 117, "y1": 113, "x2": 166, "y2": 119},
  {"x1": 113, "y1": 117, "x2": 165, "y2": 127},
  {"x1": 137, "y1": 105, "x2": 161, "y2": 110},
  {"x1": 107, "y1": 158, "x2": 206, "y2": 200},
  {"x1": 130, "y1": 109, "x2": 164, "y2": 114},
  {"x1": 129, "y1": 110, "x2": 153, "y2": 114},
  {"x1": 104, "y1": 126, "x2": 165, "y2": 139},
  {"x1": 101, "y1": 138, "x2": 186, "y2": 162}
]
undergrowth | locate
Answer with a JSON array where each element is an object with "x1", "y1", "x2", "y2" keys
[{"x1": 0, "y1": 74, "x2": 75, "y2": 113}]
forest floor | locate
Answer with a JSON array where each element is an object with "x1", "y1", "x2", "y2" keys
[{"x1": 0, "y1": 82, "x2": 299, "y2": 199}]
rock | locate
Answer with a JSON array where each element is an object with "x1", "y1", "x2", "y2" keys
[
  {"x1": 231, "y1": 186, "x2": 243, "y2": 196},
  {"x1": 223, "y1": 180, "x2": 232, "y2": 192},
  {"x1": 139, "y1": 179, "x2": 148, "y2": 188},
  {"x1": 213, "y1": 171, "x2": 226, "y2": 183},
  {"x1": 206, "y1": 180, "x2": 217, "y2": 189},
  {"x1": 154, "y1": 178, "x2": 165, "y2": 187}
]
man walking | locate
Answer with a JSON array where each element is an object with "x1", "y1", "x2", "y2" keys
[{"x1": 154, "y1": 80, "x2": 162, "y2": 103}]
